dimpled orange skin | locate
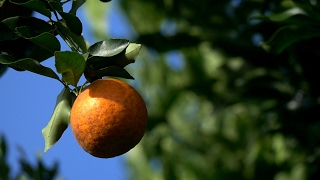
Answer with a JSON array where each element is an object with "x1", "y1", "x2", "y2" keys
[{"x1": 70, "y1": 78, "x2": 148, "y2": 158}]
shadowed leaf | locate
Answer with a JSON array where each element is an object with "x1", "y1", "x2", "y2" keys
[
  {"x1": 55, "y1": 21, "x2": 89, "y2": 52},
  {"x1": 58, "y1": 11, "x2": 83, "y2": 35},
  {"x1": 10, "y1": 0, "x2": 51, "y2": 18},
  {"x1": 70, "y1": 0, "x2": 86, "y2": 15},
  {"x1": 2, "y1": 16, "x2": 54, "y2": 33},
  {"x1": 0, "y1": 54, "x2": 60, "y2": 80},
  {"x1": 96, "y1": 65, "x2": 134, "y2": 79},
  {"x1": 17, "y1": 26, "x2": 60, "y2": 54},
  {"x1": 261, "y1": 26, "x2": 320, "y2": 54}
]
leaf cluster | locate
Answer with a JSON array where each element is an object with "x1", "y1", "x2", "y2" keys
[
  {"x1": 111, "y1": 0, "x2": 320, "y2": 179},
  {"x1": 0, "y1": 0, "x2": 142, "y2": 153},
  {"x1": 1, "y1": 134, "x2": 59, "y2": 180}
]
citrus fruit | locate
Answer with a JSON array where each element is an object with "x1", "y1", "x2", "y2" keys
[{"x1": 70, "y1": 78, "x2": 148, "y2": 158}]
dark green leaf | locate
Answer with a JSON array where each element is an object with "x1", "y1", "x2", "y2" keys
[
  {"x1": 85, "y1": 42, "x2": 139, "y2": 71},
  {"x1": 84, "y1": 64, "x2": 101, "y2": 82},
  {"x1": 0, "y1": 135, "x2": 7, "y2": 156},
  {"x1": 54, "y1": 51, "x2": 86, "y2": 86},
  {"x1": 257, "y1": 7, "x2": 317, "y2": 26},
  {"x1": 0, "y1": 63, "x2": 7, "y2": 77},
  {"x1": 260, "y1": 8, "x2": 306, "y2": 22},
  {"x1": 1, "y1": 17, "x2": 59, "y2": 62},
  {"x1": 0, "y1": 54, "x2": 61, "y2": 80},
  {"x1": 96, "y1": 65, "x2": 134, "y2": 79},
  {"x1": 48, "y1": 0, "x2": 63, "y2": 11},
  {"x1": 86, "y1": 52, "x2": 135, "y2": 71},
  {"x1": 0, "y1": 22, "x2": 19, "y2": 41},
  {"x1": 55, "y1": 21, "x2": 89, "y2": 52},
  {"x1": 69, "y1": 0, "x2": 86, "y2": 15},
  {"x1": 42, "y1": 88, "x2": 74, "y2": 153},
  {"x1": 10, "y1": 0, "x2": 51, "y2": 18},
  {"x1": 58, "y1": 11, "x2": 82, "y2": 35},
  {"x1": 2, "y1": 16, "x2": 54, "y2": 33},
  {"x1": 261, "y1": 25, "x2": 320, "y2": 54},
  {"x1": 17, "y1": 27, "x2": 60, "y2": 54},
  {"x1": 88, "y1": 39, "x2": 129, "y2": 57}
]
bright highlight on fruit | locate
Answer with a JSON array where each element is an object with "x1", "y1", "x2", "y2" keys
[{"x1": 70, "y1": 78, "x2": 148, "y2": 158}]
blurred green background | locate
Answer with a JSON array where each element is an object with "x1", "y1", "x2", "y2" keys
[{"x1": 2, "y1": 0, "x2": 320, "y2": 179}]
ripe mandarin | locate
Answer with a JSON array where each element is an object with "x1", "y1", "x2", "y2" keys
[{"x1": 70, "y1": 78, "x2": 148, "y2": 158}]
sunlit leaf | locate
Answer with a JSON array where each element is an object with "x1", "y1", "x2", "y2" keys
[
  {"x1": 55, "y1": 51, "x2": 86, "y2": 86},
  {"x1": 88, "y1": 39, "x2": 129, "y2": 57},
  {"x1": 125, "y1": 43, "x2": 141, "y2": 61},
  {"x1": 42, "y1": 88, "x2": 74, "y2": 153}
]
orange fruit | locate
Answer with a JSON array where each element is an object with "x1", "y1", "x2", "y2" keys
[{"x1": 70, "y1": 78, "x2": 148, "y2": 158}]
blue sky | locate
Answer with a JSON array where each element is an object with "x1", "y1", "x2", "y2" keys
[{"x1": 0, "y1": 1, "x2": 134, "y2": 179}]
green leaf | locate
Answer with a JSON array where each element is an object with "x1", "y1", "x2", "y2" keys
[
  {"x1": 0, "y1": 22, "x2": 19, "y2": 41},
  {"x1": 2, "y1": 16, "x2": 54, "y2": 33},
  {"x1": 84, "y1": 64, "x2": 101, "y2": 82},
  {"x1": 0, "y1": 54, "x2": 61, "y2": 80},
  {"x1": 55, "y1": 21, "x2": 89, "y2": 52},
  {"x1": 55, "y1": 51, "x2": 86, "y2": 86},
  {"x1": 0, "y1": 0, "x2": 6, "y2": 7},
  {"x1": 261, "y1": 25, "x2": 320, "y2": 54},
  {"x1": 1, "y1": 17, "x2": 59, "y2": 62},
  {"x1": 125, "y1": 43, "x2": 141, "y2": 61},
  {"x1": 42, "y1": 88, "x2": 74, "y2": 153},
  {"x1": 261, "y1": 8, "x2": 307, "y2": 22},
  {"x1": 70, "y1": 0, "x2": 86, "y2": 15},
  {"x1": 257, "y1": 7, "x2": 317, "y2": 26},
  {"x1": 96, "y1": 65, "x2": 134, "y2": 79},
  {"x1": 10, "y1": 0, "x2": 51, "y2": 18},
  {"x1": 58, "y1": 11, "x2": 83, "y2": 35},
  {"x1": 86, "y1": 56, "x2": 114, "y2": 70},
  {"x1": 48, "y1": 0, "x2": 63, "y2": 11},
  {"x1": 0, "y1": 64, "x2": 7, "y2": 77},
  {"x1": 17, "y1": 26, "x2": 60, "y2": 51},
  {"x1": 86, "y1": 55, "x2": 132, "y2": 70},
  {"x1": 88, "y1": 39, "x2": 129, "y2": 57}
]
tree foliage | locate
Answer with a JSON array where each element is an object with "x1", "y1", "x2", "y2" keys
[
  {"x1": 100, "y1": 0, "x2": 320, "y2": 179},
  {"x1": 2, "y1": 0, "x2": 320, "y2": 179},
  {"x1": 0, "y1": 0, "x2": 142, "y2": 153},
  {"x1": 1, "y1": 135, "x2": 59, "y2": 180}
]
